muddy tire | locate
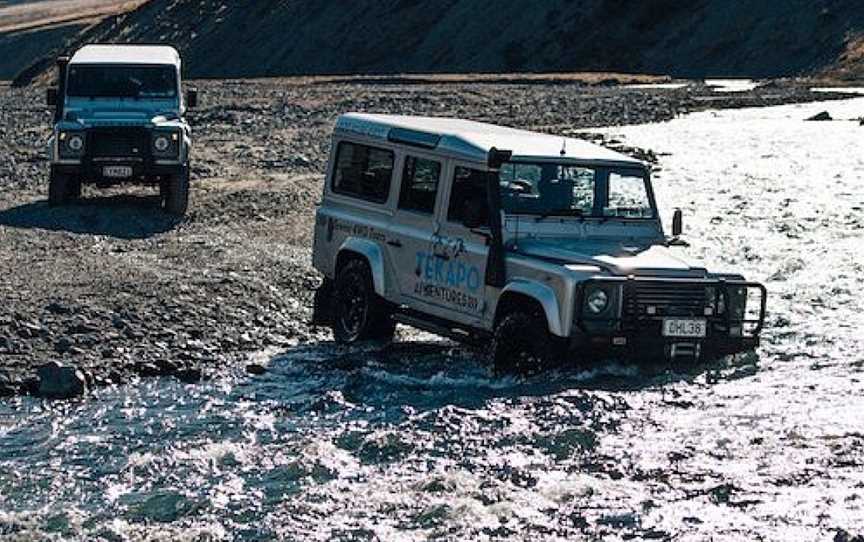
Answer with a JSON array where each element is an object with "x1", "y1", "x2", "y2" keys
[
  {"x1": 162, "y1": 170, "x2": 190, "y2": 216},
  {"x1": 332, "y1": 259, "x2": 395, "y2": 344},
  {"x1": 491, "y1": 310, "x2": 560, "y2": 375},
  {"x1": 48, "y1": 170, "x2": 74, "y2": 206},
  {"x1": 68, "y1": 178, "x2": 82, "y2": 200}
]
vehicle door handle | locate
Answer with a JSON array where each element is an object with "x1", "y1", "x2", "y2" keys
[{"x1": 387, "y1": 240, "x2": 403, "y2": 248}]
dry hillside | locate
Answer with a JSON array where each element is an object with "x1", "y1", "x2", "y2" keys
[
  {"x1": 0, "y1": 0, "x2": 145, "y2": 79},
  {"x1": 827, "y1": 33, "x2": 864, "y2": 80},
  {"x1": 5, "y1": 0, "x2": 864, "y2": 83}
]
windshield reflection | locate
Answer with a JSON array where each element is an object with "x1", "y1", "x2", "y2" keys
[
  {"x1": 67, "y1": 65, "x2": 178, "y2": 99},
  {"x1": 500, "y1": 163, "x2": 655, "y2": 219}
]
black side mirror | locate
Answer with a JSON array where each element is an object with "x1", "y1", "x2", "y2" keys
[
  {"x1": 487, "y1": 147, "x2": 513, "y2": 169},
  {"x1": 672, "y1": 208, "x2": 683, "y2": 237},
  {"x1": 185, "y1": 89, "x2": 198, "y2": 108},
  {"x1": 46, "y1": 87, "x2": 58, "y2": 106}
]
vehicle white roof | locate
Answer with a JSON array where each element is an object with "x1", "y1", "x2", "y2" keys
[
  {"x1": 69, "y1": 45, "x2": 181, "y2": 67},
  {"x1": 336, "y1": 113, "x2": 643, "y2": 167}
]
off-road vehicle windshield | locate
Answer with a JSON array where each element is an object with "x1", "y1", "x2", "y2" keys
[
  {"x1": 500, "y1": 162, "x2": 655, "y2": 219},
  {"x1": 66, "y1": 65, "x2": 177, "y2": 99}
]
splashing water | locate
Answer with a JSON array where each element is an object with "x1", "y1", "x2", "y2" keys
[{"x1": 2, "y1": 99, "x2": 864, "y2": 541}]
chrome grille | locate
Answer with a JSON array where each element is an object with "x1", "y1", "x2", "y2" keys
[{"x1": 625, "y1": 281, "x2": 707, "y2": 318}]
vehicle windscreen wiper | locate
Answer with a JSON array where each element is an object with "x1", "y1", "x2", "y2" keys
[{"x1": 535, "y1": 208, "x2": 585, "y2": 221}]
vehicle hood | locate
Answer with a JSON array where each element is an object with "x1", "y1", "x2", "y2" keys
[
  {"x1": 510, "y1": 238, "x2": 707, "y2": 277},
  {"x1": 61, "y1": 99, "x2": 184, "y2": 128}
]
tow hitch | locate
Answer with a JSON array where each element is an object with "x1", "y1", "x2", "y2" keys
[{"x1": 667, "y1": 341, "x2": 702, "y2": 363}]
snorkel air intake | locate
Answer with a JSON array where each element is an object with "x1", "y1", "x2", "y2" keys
[
  {"x1": 54, "y1": 56, "x2": 70, "y2": 123},
  {"x1": 485, "y1": 148, "x2": 512, "y2": 288}
]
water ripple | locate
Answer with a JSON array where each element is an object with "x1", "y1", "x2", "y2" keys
[{"x1": 2, "y1": 99, "x2": 864, "y2": 540}]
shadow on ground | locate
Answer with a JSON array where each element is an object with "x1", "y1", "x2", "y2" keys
[{"x1": 0, "y1": 195, "x2": 181, "y2": 239}]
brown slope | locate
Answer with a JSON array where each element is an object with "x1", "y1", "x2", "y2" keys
[
  {"x1": 9, "y1": 0, "x2": 864, "y2": 84},
  {"x1": 0, "y1": 0, "x2": 146, "y2": 79}
]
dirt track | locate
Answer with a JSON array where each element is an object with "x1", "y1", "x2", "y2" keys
[
  {"x1": 0, "y1": 0, "x2": 142, "y2": 33},
  {"x1": 0, "y1": 77, "x2": 853, "y2": 395}
]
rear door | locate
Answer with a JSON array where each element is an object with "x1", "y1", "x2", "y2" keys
[{"x1": 386, "y1": 151, "x2": 446, "y2": 312}]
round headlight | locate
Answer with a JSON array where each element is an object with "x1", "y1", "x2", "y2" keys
[
  {"x1": 587, "y1": 289, "x2": 609, "y2": 314},
  {"x1": 154, "y1": 135, "x2": 171, "y2": 152},
  {"x1": 67, "y1": 134, "x2": 84, "y2": 152}
]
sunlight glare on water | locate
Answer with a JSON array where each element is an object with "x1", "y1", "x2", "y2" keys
[{"x1": 1, "y1": 99, "x2": 864, "y2": 541}]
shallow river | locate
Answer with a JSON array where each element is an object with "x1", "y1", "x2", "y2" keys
[{"x1": 2, "y1": 99, "x2": 863, "y2": 541}]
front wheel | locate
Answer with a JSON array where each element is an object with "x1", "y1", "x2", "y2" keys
[
  {"x1": 48, "y1": 170, "x2": 77, "y2": 206},
  {"x1": 162, "y1": 170, "x2": 190, "y2": 216},
  {"x1": 332, "y1": 260, "x2": 395, "y2": 344},
  {"x1": 491, "y1": 310, "x2": 561, "y2": 375}
]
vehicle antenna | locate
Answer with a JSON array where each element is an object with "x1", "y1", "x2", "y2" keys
[{"x1": 560, "y1": 138, "x2": 567, "y2": 157}]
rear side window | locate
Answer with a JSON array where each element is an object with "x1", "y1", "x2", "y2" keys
[
  {"x1": 331, "y1": 142, "x2": 394, "y2": 203},
  {"x1": 398, "y1": 156, "x2": 441, "y2": 214}
]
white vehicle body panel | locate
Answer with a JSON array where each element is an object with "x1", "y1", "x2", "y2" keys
[
  {"x1": 314, "y1": 113, "x2": 767, "y2": 354},
  {"x1": 69, "y1": 45, "x2": 181, "y2": 67}
]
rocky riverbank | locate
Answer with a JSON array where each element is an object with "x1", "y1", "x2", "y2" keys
[{"x1": 0, "y1": 76, "x2": 856, "y2": 397}]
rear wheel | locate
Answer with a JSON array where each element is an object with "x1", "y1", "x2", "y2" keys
[
  {"x1": 491, "y1": 310, "x2": 560, "y2": 375},
  {"x1": 162, "y1": 170, "x2": 190, "y2": 216},
  {"x1": 332, "y1": 260, "x2": 395, "y2": 344}
]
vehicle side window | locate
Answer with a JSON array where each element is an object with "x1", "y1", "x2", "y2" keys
[
  {"x1": 605, "y1": 172, "x2": 654, "y2": 218},
  {"x1": 447, "y1": 166, "x2": 489, "y2": 227},
  {"x1": 331, "y1": 142, "x2": 394, "y2": 203},
  {"x1": 398, "y1": 156, "x2": 441, "y2": 214}
]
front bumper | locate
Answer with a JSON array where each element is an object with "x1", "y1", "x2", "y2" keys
[
  {"x1": 571, "y1": 276, "x2": 767, "y2": 362},
  {"x1": 52, "y1": 126, "x2": 187, "y2": 183},
  {"x1": 53, "y1": 161, "x2": 187, "y2": 183}
]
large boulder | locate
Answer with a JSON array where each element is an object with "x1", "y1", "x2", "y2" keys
[
  {"x1": 806, "y1": 111, "x2": 833, "y2": 121},
  {"x1": 0, "y1": 370, "x2": 16, "y2": 397},
  {"x1": 37, "y1": 362, "x2": 87, "y2": 399}
]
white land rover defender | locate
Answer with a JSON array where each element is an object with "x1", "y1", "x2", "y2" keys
[
  {"x1": 46, "y1": 45, "x2": 197, "y2": 215},
  {"x1": 312, "y1": 114, "x2": 767, "y2": 371}
]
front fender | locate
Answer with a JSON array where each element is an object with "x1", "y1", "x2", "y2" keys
[
  {"x1": 338, "y1": 238, "x2": 387, "y2": 296},
  {"x1": 500, "y1": 279, "x2": 566, "y2": 337}
]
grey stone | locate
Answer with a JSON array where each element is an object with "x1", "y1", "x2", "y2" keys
[
  {"x1": 67, "y1": 322, "x2": 99, "y2": 335},
  {"x1": 155, "y1": 359, "x2": 179, "y2": 374},
  {"x1": 0, "y1": 371, "x2": 17, "y2": 397},
  {"x1": 135, "y1": 362, "x2": 163, "y2": 377},
  {"x1": 246, "y1": 363, "x2": 267, "y2": 375},
  {"x1": 806, "y1": 111, "x2": 832, "y2": 121},
  {"x1": 174, "y1": 367, "x2": 202, "y2": 384},
  {"x1": 55, "y1": 337, "x2": 74, "y2": 353},
  {"x1": 46, "y1": 302, "x2": 73, "y2": 315},
  {"x1": 37, "y1": 362, "x2": 87, "y2": 399}
]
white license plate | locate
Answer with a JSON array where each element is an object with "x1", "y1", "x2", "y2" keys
[
  {"x1": 103, "y1": 166, "x2": 133, "y2": 178},
  {"x1": 663, "y1": 318, "x2": 707, "y2": 338}
]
